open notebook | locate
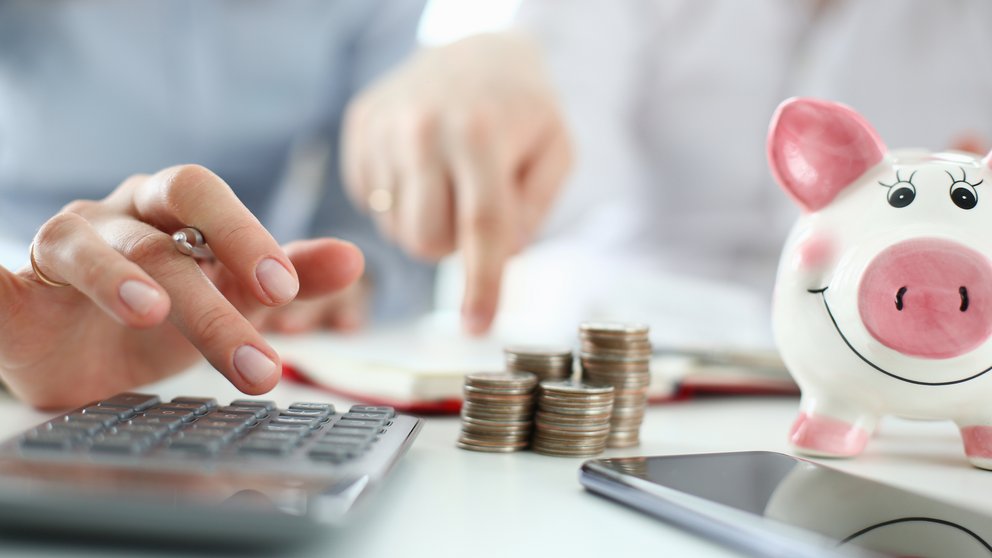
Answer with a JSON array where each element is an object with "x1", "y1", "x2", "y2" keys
[{"x1": 269, "y1": 314, "x2": 797, "y2": 414}]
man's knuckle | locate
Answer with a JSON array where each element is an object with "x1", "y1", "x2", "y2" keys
[
  {"x1": 194, "y1": 307, "x2": 240, "y2": 347},
  {"x1": 123, "y1": 231, "x2": 175, "y2": 267},
  {"x1": 36, "y1": 212, "x2": 84, "y2": 247},
  {"x1": 161, "y1": 164, "x2": 216, "y2": 211},
  {"x1": 60, "y1": 199, "x2": 97, "y2": 216}
]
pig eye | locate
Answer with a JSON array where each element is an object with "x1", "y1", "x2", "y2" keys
[
  {"x1": 880, "y1": 170, "x2": 917, "y2": 208},
  {"x1": 946, "y1": 167, "x2": 982, "y2": 210}
]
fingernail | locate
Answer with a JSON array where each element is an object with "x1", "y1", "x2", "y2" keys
[
  {"x1": 119, "y1": 280, "x2": 160, "y2": 316},
  {"x1": 234, "y1": 345, "x2": 278, "y2": 385},
  {"x1": 463, "y1": 311, "x2": 490, "y2": 335},
  {"x1": 256, "y1": 258, "x2": 298, "y2": 303}
]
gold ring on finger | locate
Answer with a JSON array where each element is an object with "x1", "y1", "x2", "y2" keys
[{"x1": 28, "y1": 242, "x2": 70, "y2": 288}]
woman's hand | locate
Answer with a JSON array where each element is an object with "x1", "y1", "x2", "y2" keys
[
  {"x1": 0, "y1": 165, "x2": 364, "y2": 409},
  {"x1": 342, "y1": 32, "x2": 572, "y2": 334}
]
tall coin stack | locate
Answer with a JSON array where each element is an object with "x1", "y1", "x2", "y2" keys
[
  {"x1": 504, "y1": 345, "x2": 574, "y2": 381},
  {"x1": 532, "y1": 380, "x2": 614, "y2": 457},
  {"x1": 579, "y1": 322, "x2": 652, "y2": 448},
  {"x1": 458, "y1": 372, "x2": 538, "y2": 453}
]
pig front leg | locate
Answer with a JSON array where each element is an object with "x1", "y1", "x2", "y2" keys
[
  {"x1": 956, "y1": 419, "x2": 992, "y2": 471},
  {"x1": 789, "y1": 394, "x2": 877, "y2": 458}
]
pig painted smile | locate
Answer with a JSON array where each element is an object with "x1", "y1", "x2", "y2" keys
[{"x1": 809, "y1": 286, "x2": 992, "y2": 386}]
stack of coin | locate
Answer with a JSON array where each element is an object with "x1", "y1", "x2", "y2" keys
[
  {"x1": 532, "y1": 380, "x2": 614, "y2": 457},
  {"x1": 504, "y1": 345, "x2": 574, "y2": 381},
  {"x1": 458, "y1": 372, "x2": 538, "y2": 453},
  {"x1": 579, "y1": 322, "x2": 651, "y2": 448}
]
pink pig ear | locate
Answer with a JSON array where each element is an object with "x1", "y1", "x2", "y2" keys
[{"x1": 768, "y1": 98, "x2": 887, "y2": 212}]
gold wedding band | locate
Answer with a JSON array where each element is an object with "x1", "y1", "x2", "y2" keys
[
  {"x1": 368, "y1": 188, "x2": 394, "y2": 213},
  {"x1": 29, "y1": 242, "x2": 70, "y2": 288}
]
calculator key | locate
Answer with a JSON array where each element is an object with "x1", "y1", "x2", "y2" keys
[
  {"x1": 334, "y1": 419, "x2": 379, "y2": 430},
  {"x1": 62, "y1": 413, "x2": 118, "y2": 427},
  {"x1": 308, "y1": 445, "x2": 359, "y2": 462},
  {"x1": 289, "y1": 402, "x2": 334, "y2": 414},
  {"x1": 21, "y1": 431, "x2": 78, "y2": 450},
  {"x1": 271, "y1": 415, "x2": 320, "y2": 428},
  {"x1": 90, "y1": 434, "x2": 154, "y2": 454},
  {"x1": 82, "y1": 406, "x2": 132, "y2": 421},
  {"x1": 262, "y1": 423, "x2": 310, "y2": 433},
  {"x1": 246, "y1": 430, "x2": 303, "y2": 442},
  {"x1": 114, "y1": 424, "x2": 170, "y2": 439},
  {"x1": 128, "y1": 416, "x2": 184, "y2": 431},
  {"x1": 319, "y1": 434, "x2": 371, "y2": 447},
  {"x1": 229, "y1": 399, "x2": 276, "y2": 411},
  {"x1": 218, "y1": 405, "x2": 268, "y2": 419},
  {"x1": 192, "y1": 419, "x2": 248, "y2": 433},
  {"x1": 326, "y1": 427, "x2": 377, "y2": 440},
  {"x1": 48, "y1": 421, "x2": 104, "y2": 436},
  {"x1": 205, "y1": 412, "x2": 257, "y2": 426},
  {"x1": 349, "y1": 405, "x2": 395, "y2": 418},
  {"x1": 341, "y1": 412, "x2": 388, "y2": 424},
  {"x1": 169, "y1": 435, "x2": 225, "y2": 454},
  {"x1": 281, "y1": 408, "x2": 331, "y2": 421},
  {"x1": 183, "y1": 427, "x2": 236, "y2": 441},
  {"x1": 101, "y1": 393, "x2": 160, "y2": 412},
  {"x1": 143, "y1": 409, "x2": 196, "y2": 423},
  {"x1": 171, "y1": 397, "x2": 218, "y2": 411},
  {"x1": 238, "y1": 438, "x2": 295, "y2": 455},
  {"x1": 156, "y1": 402, "x2": 210, "y2": 416}
]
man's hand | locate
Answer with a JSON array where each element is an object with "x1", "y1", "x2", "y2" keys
[
  {"x1": 342, "y1": 32, "x2": 572, "y2": 334},
  {"x1": 0, "y1": 165, "x2": 364, "y2": 409}
]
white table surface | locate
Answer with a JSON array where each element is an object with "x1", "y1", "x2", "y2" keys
[{"x1": 1, "y1": 364, "x2": 991, "y2": 558}]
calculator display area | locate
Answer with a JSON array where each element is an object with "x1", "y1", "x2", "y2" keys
[{"x1": 589, "y1": 452, "x2": 992, "y2": 558}]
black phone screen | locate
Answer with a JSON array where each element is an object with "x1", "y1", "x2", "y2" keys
[{"x1": 583, "y1": 452, "x2": 992, "y2": 558}]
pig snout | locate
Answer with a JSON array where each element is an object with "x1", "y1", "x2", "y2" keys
[{"x1": 858, "y1": 239, "x2": 992, "y2": 359}]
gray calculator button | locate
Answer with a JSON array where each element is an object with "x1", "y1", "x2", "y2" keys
[
  {"x1": 169, "y1": 435, "x2": 224, "y2": 454},
  {"x1": 143, "y1": 409, "x2": 196, "y2": 423},
  {"x1": 262, "y1": 423, "x2": 309, "y2": 433},
  {"x1": 247, "y1": 430, "x2": 303, "y2": 442},
  {"x1": 327, "y1": 427, "x2": 377, "y2": 439},
  {"x1": 319, "y1": 434, "x2": 370, "y2": 447},
  {"x1": 114, "y1": 424, "x2": 170, "y2": 439},
  {"x1": 334, "y1": 419, "x2": 379, "y2": 429},
  {"x1": 171, "y1": 397, "x2": 218, "y2": 410},
  {"x1": 101, "y1": 393, "x2": 160, "y2": 411},
  {"x1": 49, "y1": 421, "x2": 104, "y2": 436},
  {"x1": 128, "y1": 416, "x2": 184, "y2": 431},
  {"x1": 281, "y1": 408, "x2": 331, "y2": 420},
  {"x1": 341, "y1": 412, "x2": 388, "y2": 424},
  {"x1": 63, "y1": 413, "x2": 118, "y2": 427},
  {"x1": 308, "y1": 445, "x2": 358, "y2": 462},
  {"x1": 289, "y1": 402, "x2": 334, "y2": 414},
  {"x1": 21, "y1": 431, "x2": 78, "y2": 450},
  {"x1": 156, "y1": 402, "x2": 210, "y2": 415},
  {"x1": 272, "y1": 415, "x2": 319, "y2": 428},
  {"x1": 238, "y1": 438, "x2": 294, "y2": 455},
  {"x1": 82, "y1": 406, "x2": 132, "y2": 421},
  {"x1": 218, "y1": 405, "x2": 268, "y2": 419},
  {"x1": 90, "y1": 434, "x2": 153, "y2": 454},
  {"x1": 349, "y1": 405, "x2": 395, "y2": 418},
  {"x1": 193, "y1": 419, "x2": 248, "y2": 433},
  {"x1": 205, "y1": 412, "x2": 257, "y2": 426},
  {"x1": 229, "y1": 399, "x2": 276, "y2": 411}
]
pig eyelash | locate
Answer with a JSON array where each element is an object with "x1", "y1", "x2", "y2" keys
[
  {"x1": 945, "y1": 167, "x2": 983, "y2": 189},
  {"x1": 877, "y1": 169, "x2": 917, "y2": 189}
]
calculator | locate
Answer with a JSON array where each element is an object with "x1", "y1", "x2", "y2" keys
[{"x1": 0, "y1": 393, "x2": 422, "y2": 544}]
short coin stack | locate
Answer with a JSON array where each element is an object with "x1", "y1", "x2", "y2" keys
[
  {"x1": 504, "y1": 345, "x2": 574, "y2": 381},
  {"x1": 457, "y1": 372, "x2": 538, "y2": 453},
  {"x1": 532, "y1": 380, "x2": 614, "y2": 457},
  {"x1": 579, "y1": 322, "x2": 652, "y2": 448}
]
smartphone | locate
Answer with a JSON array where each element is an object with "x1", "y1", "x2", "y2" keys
[{"x1": 579, "y1": 451, "x2": 992, "y2": 558}]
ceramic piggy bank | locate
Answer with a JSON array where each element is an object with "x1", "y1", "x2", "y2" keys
[{"x1": 769, "y1": 98, "x2": 992, "y2": 469}]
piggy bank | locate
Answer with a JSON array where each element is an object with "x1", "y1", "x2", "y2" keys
[{"x1": 769, "y1": 98, "x2": 992, "y2": 469}]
